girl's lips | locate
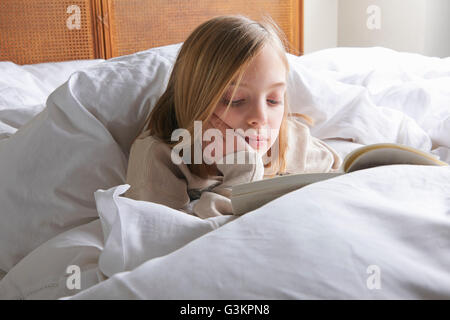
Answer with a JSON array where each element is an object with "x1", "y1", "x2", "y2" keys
[
  {"x1": 245, "y1": 136, "x2": 268, "y2": 149},
  {"x1": 245, "y1": 136, "x2": 268, "y2": 142},
  {"x1": 247, "y1": 135, "x2": 269, "y2": 141},
  {"x1": 236, "y1": 131, "x2": 269, "y2": 146}
]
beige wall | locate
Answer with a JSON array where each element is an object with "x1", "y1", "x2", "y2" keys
[
  {"x1": 303, "y1": 0, "x2": 450, "y2": 57},
  {"x1": 303, "y1": 0, "x2": 338, "y2": 54},
  {"x1": 338, "y1": 0, "x2": 426, "y2": 54},
  {"x1": 423, "y1": 0, "x2": 450, "y2": 57}
]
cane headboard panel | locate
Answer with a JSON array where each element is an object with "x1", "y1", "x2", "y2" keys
[
  {"x1": 0, "y1": 0, "x2": 303, "y2": 65},
  {"x1": 0, "y1": 0, "x2": 100, "y2": 64}
]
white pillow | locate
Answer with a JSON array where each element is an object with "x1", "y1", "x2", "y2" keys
[
  {"x1": 96, "y1": 184, "x2": 235, "y2": 278},
  {"x1": 0, "y1": 43, "x2": 182, "y2": 271},
  {"x1": 286, "y1": 53, "x2": 432, "y2": 151},
  {"x1": 0, "y1": 59, "x2": 104, "y2": 139}
]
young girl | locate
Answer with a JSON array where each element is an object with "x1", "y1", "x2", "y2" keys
[{"x1": 124, "y1": 15, "x2": 341, "y2": 218}]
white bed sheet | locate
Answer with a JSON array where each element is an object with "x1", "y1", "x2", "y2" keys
[{"x1": 1, "y1": 46, "x2": 449, "y2": 299}]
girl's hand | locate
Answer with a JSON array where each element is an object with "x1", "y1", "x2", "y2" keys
[{"x1": 203, "y1": 113, "x2": 252, "y2": 161}]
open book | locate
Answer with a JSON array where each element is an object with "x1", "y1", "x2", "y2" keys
[{"x1": 231, "y1": 143, "x2": 448, "y2": 215}]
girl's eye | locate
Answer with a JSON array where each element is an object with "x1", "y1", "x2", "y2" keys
[
  {"x1": 267, "y1": 99, "x2": 281, "y2": 105},
  {"x1": 223, "y1": 99, "x2": 244, "y2": 106},
  {"x1": 222, "y1": 98, "x2": 282, "y2": 106}
]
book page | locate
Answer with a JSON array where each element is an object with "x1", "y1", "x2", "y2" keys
[
  {"x1": 346, "y1": 147, "x2": 444, "y2": 172},
  {"x1": 231, "y1": 172, "x2": 343, "y2": 215}
]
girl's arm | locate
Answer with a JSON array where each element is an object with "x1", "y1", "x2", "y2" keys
[
  {"x1": 124, "y1": 136, "x2": 191, "y2": 210},
  {"x1": 192, "y1": 148, "x2": 265, "y2": 218},
  {"x1": 125, "y1": 113, "x2": 265, "y2": 219},
  {"x1": 191, "y1": 113, "x2": 265, "y2": 218},
  {"x1": 125, "y1": 133, "x2": 263, "y2": 219}
]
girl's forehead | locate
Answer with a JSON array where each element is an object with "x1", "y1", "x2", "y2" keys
[
  {"x1": 228, "y1": 67, "x2": 287, "y2": 90},
  {"x1": 241, "y1": 64, "x2": 286, "y2": 85},
  {"x1": 228, "y1": 81, "x2": 286, "y2": 89},
  {"x1": 225, "y1": 46, "x2": 287, "y2": 91}
]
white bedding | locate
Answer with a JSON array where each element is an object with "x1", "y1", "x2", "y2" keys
[
  {"x1": 0, "y1": 46, "x2": 449, "y2": 299},
  {"x1": 1, "y1": 164, "x2": 449, "y2": 299},
  {"x1": 0, "y1": 58, "x2": 104, "y2": 280},
  {"x1": 0, "y1": 59, "x2": 104, "y2": 140},
  {"x1": 66, "y1": 165, "x2": 450, "y2": 299}
]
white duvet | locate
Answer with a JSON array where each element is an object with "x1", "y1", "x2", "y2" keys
[
  {"x1": 65, "y1": 165, "x2": 450, "y2": 299},
  {"x1": 1, "y1": 46, "x2": 449, "y2": 299},
  {"x1": 1, "y1": 164, "x2": 449, "y2": 299}
]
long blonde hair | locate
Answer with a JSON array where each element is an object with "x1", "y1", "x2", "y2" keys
[{"x1": 140, "y1": 15, "x2": 313, "y2": 179}]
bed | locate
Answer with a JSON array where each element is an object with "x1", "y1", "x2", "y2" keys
[{"x1": 1, "y1": 0, "x2": 450, "y2": 300}]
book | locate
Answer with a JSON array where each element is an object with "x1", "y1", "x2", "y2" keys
[{"x1": 231, "y1": 143, "x2": 448, "y2": 215}]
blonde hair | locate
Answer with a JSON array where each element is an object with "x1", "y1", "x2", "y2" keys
[{"x1": 140, "y1": 15, "x2": 313, "y2": 179}]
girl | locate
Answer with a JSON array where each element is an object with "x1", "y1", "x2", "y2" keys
[{"x1": 124, "y1": 15, "x2": 341, "y2": 218}]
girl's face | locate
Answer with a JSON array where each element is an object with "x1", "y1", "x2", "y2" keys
[{"x1": 213, "y1": 44, "x2": 287, "y2": 155}]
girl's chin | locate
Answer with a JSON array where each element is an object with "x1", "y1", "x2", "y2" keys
[{"x1": 249, "y1": 140, "x2": 267, "y2": 150}]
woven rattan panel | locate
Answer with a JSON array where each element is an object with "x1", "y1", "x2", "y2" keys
[
  {"x1": 103, "y1": 0, "x2": 302, "y2": 58},
  {"x1": 0, "y1": 0, "x2": 98, "y2": 64}
]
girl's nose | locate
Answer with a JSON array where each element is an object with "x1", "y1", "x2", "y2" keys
[{"x1": 247, "y1": 99, "x2": 268, "y2": 127}]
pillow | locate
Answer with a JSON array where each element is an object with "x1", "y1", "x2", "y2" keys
[
  {"x1": 286, "y1": 53, "x2": 432, "y2": 151},
  {"x1": 96, "y1": 184, "x2": 235, "y2": 278},
  {"x1": 0, "y1": 59, "x2": 104, "y2": 139},
  {"x1": 0, "y1": 43, "x2": 182, "y2": 271}
]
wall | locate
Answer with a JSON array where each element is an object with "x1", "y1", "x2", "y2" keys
[
  {"x1": 423, "y1": 0, "x2": 450, "y2": 57},
  {"x1": 338, "y1": 0, "x2": 427, "y2": 54},
  {"x1": 303, "y1": 0, "x2": 338, "y2": 54},
  {"x1": 303, "y1": 0, "x2": 450, "y2": 58}
]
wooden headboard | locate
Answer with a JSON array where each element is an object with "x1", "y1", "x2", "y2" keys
[{"x1": 0, "y1": 0, "x2": 303, "y2": 65}]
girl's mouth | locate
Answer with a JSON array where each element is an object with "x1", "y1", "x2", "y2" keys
[{"x1": 245, "y1": 136, "x2": 268, "y2": 148}]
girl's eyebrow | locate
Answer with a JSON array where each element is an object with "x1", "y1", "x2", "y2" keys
[{"x1": 229, "y1": 81, "x2": 286, "y2": 89}]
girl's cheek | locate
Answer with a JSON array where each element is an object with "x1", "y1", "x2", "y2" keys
[
  {"x1": 269, "y1": 108, "x2": 284, "y2": 127},
  {"x1": 213, "y1": 108, "x2": 235, "y2": 130}
]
